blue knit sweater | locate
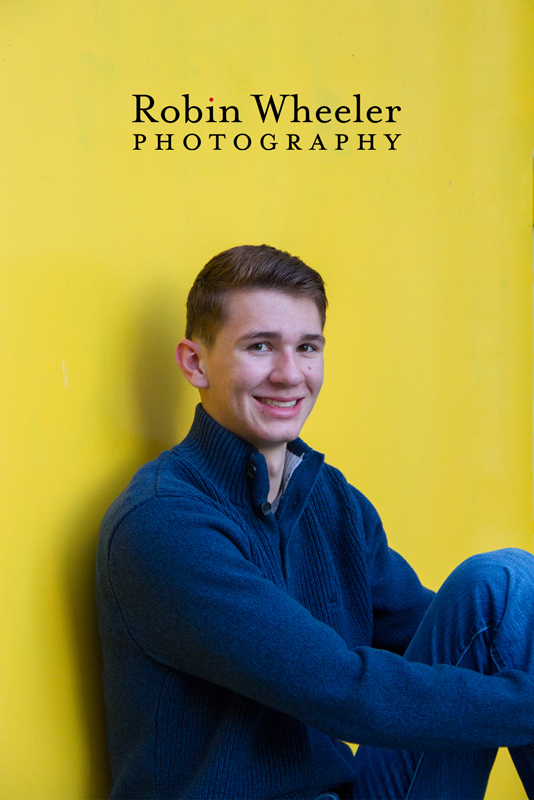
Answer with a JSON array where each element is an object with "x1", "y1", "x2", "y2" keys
[{"x1": 96, "y1": 406, "x2": 534, "y2": 799}]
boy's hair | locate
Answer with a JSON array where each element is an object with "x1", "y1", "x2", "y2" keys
[{"x1": 185, "y1": 244, "x2": 327, "y2": 347}]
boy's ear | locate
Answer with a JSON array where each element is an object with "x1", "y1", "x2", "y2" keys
[{"x1": 175, "y1": 339, "x2": 210, "y2": 389}]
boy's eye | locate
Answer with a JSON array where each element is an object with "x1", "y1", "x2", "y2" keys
[
  {"x1": 297, "y1": 344, "x2": 315, "y2": 352},
  {"x1": 249, "y1": 342, "x2": 269, "y2": 352}
]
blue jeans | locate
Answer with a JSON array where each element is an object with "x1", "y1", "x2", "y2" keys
[{"x1": 339, "y1": 548, "x2": 534, "y2": 800}]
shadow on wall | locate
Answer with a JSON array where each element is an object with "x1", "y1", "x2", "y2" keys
[
  {"x1": 132, "y1": 283, "x2": 187, "y2": 465},
  {"x1": 63, "y1": 282, "x2": 188, "y2": 798}
]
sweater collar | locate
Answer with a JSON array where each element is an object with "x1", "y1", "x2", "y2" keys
[{"x1": 175, "y1": 404, "x2": 322, "y2": 511}]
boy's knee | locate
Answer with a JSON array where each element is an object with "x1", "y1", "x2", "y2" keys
[
  {"x1": 405, "y1": 549, "x2": 534, "y2": 668},
  {"x1": 442, "y1": 548, "x2": 534, "y2": 612},
  {"x1": 456, "y1": 548, "x2": 533, "y2": 582}
]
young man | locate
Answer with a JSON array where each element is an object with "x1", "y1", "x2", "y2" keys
[{"x1": 96, "y1": 245, "x2": 534, "y2": 800}]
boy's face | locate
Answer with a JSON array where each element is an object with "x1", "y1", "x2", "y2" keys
[{"x1": 195, "y1": 289, "x2": 325, "y2": 454}]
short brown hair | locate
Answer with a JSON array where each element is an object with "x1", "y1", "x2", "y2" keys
[{"x1": 185, "y1": 245, "x2": 327, "y2": 347}]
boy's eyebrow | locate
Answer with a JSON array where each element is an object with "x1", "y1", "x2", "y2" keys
[
  {"x1": 236, "y1": 331, "x2": 326, "y2": 345},
  {"x1": 236, "y1": 331, "x2": 280, "y2": 342},
  {"x1": 300, "y1": 333, "x2": 326, "y2": 345}
]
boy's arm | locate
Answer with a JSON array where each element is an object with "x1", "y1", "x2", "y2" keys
[{"x1": 352, "y1": 487, "x2": 435, "y2": 654}]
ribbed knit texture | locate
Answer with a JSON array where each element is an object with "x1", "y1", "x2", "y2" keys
[{"x1": 96, "y1": 406, "x2": 534, "y2": 799}]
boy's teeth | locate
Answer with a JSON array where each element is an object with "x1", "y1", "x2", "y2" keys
[{"x1": 261, "y1": 399, "x2": 297, "y2": 407}]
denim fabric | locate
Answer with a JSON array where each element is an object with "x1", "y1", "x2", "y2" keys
[{"x1": 342, "y1": 548, "x2": 534, "y2": 799}]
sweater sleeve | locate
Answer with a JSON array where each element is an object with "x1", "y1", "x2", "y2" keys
[
  {"x1": 106, "y1": 494, "x2": 534, "y2": 753},
  {"x1": 352, "y1": 487, "x2": 435, "y2": 654}
]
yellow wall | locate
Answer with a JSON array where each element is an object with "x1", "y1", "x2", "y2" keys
[{"x1": 1, "y1": 2, "x2": 533, "y2": 797}]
